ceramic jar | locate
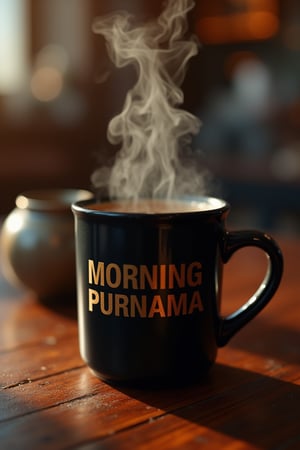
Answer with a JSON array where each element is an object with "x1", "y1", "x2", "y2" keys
[{"x1": 0, "y1": 189, "x2": 93, "y2": 300}]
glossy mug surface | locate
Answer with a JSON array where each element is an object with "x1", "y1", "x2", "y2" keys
[{"x1": 72, "y1": 197, "x2": 283, "y2": 386}]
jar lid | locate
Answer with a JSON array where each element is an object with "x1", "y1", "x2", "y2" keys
[{"x1": 16, "y1": 189, "x2": 94, "y2": 212}]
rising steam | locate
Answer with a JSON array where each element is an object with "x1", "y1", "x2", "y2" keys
[{"x1": 92, "y1": 0, "x2": 208, "y2": 200}]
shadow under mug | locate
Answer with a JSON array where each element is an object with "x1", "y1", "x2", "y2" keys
[{"x1": 72, "y1": 196, "x2": 283, "y2": 386}]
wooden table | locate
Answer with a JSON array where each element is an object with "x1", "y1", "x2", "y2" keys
[{"x1": 0, "y1": 237, "x2": 299, "y2": 449}]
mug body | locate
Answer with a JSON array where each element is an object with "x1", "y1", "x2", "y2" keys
[{"x1": 72, "y1": 197, "x2": 228, "y2": 385}]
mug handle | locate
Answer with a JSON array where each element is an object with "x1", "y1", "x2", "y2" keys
[{"x1": 217, "y1": 230, "x2": 283, "y2": 347}]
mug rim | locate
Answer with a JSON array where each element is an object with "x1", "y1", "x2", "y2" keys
[{"x1": 71, "y1": 196, "x2": 230, "y2": 220}]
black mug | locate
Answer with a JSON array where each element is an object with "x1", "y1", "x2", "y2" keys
[{"x1": 72, "y1": 197, "x2": 283, "y2": 386}]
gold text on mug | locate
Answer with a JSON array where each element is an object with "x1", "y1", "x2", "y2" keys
[
  {"x1": 88, "y1": 289, "x2": 204, "y2": 318},
  {"x1": 88, "y1": 259, "x2": 202, "y2": 290}
]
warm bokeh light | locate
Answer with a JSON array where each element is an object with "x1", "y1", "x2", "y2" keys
[
  {"x1": 30, "y1": 66, "x2": 64, "y2": 102},
  {"x1": 35, "y1": 44, "x2": 69, "y2": 73},
  {"x1": 248, "y1": 11, "x2": 279, "y2": 39},
  {"x1": 197, "y1": 11, "x2": 279, "y2": 44}
]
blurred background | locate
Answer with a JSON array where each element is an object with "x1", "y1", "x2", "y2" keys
[{"x1": 0, "y1": 0, "x2": 300, "y2": 235}]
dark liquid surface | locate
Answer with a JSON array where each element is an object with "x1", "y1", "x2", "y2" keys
[{"x1": 85, "y1": 198, "x2": 221, "y2": 214}]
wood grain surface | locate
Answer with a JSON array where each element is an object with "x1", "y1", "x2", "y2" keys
[{"x1": 0, "y1": 238, "x2": 299, "y2": 450}]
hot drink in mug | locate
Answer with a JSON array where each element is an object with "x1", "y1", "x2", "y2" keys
[{"x1": 72, "y1": 196, "x2": 283, "y2": 386}]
